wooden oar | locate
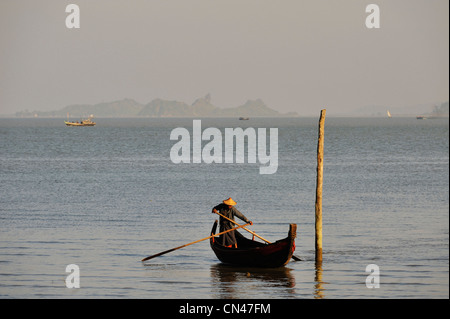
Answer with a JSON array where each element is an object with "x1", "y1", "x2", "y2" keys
[
  {"x1": 213, "y1": 210, "x2": 268, "y2": 242},
  {"x1": 213, "y1": 210, "x2": 302, "y2": 261},
  {"x1": 141, "y1": 222, "x2": 251, "y2": 262}
]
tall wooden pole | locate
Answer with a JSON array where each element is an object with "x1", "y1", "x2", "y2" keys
[{"x1": 315, "y1": 109, "x2": 326, "y2": 264}]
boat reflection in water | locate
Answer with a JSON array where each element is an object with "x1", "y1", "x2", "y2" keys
[{"x1": 210, "y1": 263, "x2": 296, "y2": 298}]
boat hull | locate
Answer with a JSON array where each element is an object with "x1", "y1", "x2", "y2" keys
[{"x1": 210, "y1": 221, "x2": 297, "y2": 268}]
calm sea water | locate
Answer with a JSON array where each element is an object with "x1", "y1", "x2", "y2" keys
[{"x1": 0, "y1": 117, "x2": 448, "y2": 299}]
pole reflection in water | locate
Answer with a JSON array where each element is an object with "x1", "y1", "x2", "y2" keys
[
  {"x1": 210, "y1": 264, "x2": 296, "y2": 299},
  {"x1": 314, "y1": 260, "x2": 326, "y2": 299}
]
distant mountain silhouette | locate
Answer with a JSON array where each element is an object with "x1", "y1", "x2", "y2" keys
[{"x1": 16, "y1": 94, "x2": 298, "y2": 118}]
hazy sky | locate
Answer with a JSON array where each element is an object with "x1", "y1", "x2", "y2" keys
[{"x1": 0, "y1": 0, "x2": 448, "y2": 115}]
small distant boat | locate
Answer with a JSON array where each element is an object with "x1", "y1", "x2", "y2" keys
[
  {"x1": 209, "y1": 220, "x2": 297, "y2": 268},
  {"x1": 65, "y1": 116, "x2": 96, "y2": 126},
  {"x1": 416, "y1": 116, "x2": 426, "y2": 120},
  {"x1": 387, "y1": 110, "x2": 392, "y2": 118},
  {"x1": 239, "y1": 117, "x2": 250, "y2": 120}
]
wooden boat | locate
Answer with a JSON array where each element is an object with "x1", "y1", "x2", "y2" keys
[
  {"x1": 209, "y1": 220, "x2": 297, "y2": 268},
  {"x1": 65, "y1": 118, "x2": 96, "y2": 126}
]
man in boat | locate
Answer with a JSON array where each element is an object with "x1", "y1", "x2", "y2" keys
[{"x1": 211, "y1": 197, "x2": 252, "y2": 248}]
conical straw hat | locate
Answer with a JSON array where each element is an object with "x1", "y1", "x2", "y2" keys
[{"x1": 223, "y1": 197, "x2": 237, "y2": 206}]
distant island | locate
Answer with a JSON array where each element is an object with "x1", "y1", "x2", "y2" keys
[
  {"x1": 415, "y1": 101, "x2": 449, "y2": 118},
  {"x1": 15, "y1": 94, "x2": 299, "y2": 118},
  {"x1": 348, "y1": 101, "x2": 449, "y2": 118}
]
